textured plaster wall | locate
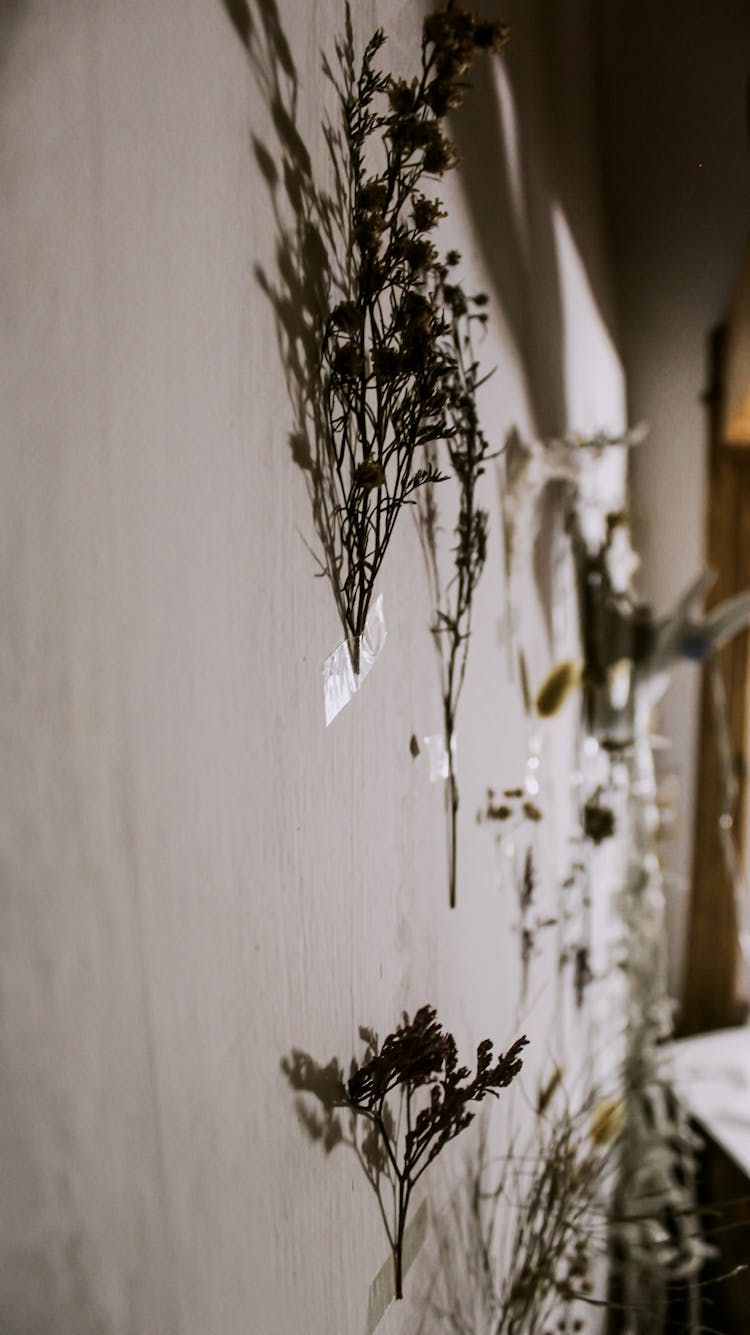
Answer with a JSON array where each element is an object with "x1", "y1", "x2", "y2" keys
[
  {"x1": 1, "y1": 3, "x2": 623, "y2": 1333},
  {"x1": 594, "y1": 0, "x2": 750, "y2": 1001}
]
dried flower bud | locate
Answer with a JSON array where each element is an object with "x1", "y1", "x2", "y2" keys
[
  {"x1": 412, "y1": 194, "x2": 444, "y2": 232},
  {"x1": 373, "y1": 346, "x2": 403, "y2": 378},
  {"x1": 394, "y1": 235, "x2": 436, "y2": 274},
  {"x1": 534, "y1": 660, "x2": 581, "y2": 718},
  {"x1": 354, "y1": 210, "x2": 386, "y2": 253},
  {"x1": 330, "y1": 301, "x2": 364, "y2": 334},
  {"x1": 423, "y1": 136, "x2": 457, "y2": 175},
  {"x1": 400, "y1": 331, "x2": 430, "y2": 373},
  {"x1": 400, "y1": 291, "x2": 433, "y2": 326},
  {"x1": 405, "y1": 117, "x2": 443, "y2": 153},
  {"x1": 445, "y1": 249, "x2": 461, "y2": 267},
  {"x1": 443, "y1": 283, "x2": 468, "y2": 317},
  {"x1": 332, "y1": 343, "x2": 364, "y2": 378},
  {"x1": 426, "y1": 78, "x2": 465, "y2": 116},
  {"x1": 473, "y1": 20, "x2": 510, "y2": 52},
  {"x1": 389, "y1": 115, "x2": 425, "y2": 153},
  {"x1": 423, "y1": 10, "x2": 452, "y2": 48},
  {"x1": 353, "y1": 458, "x2": 386, "y2": 491},
  {"x1": 424, "y1": 8, "x2": 476, "y2": 64},
  {"x1": 388, "y1": 80, "x2": 416, "y2": 116},
  {"x1": 357, "y1": 179, "x2": 388, "y2": 212}
]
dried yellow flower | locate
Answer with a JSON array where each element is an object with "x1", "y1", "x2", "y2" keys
[
  {"x1": 534, "y1": 660, "x2": 582, "y2": 718},
  {"x1": 589, "y1": 1096, "x2": 624, "y2": 1146}
]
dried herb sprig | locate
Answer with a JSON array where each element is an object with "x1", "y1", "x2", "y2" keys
[
  {"x1": 417, "y1": 261, "x2": 498, "y2": 906},
  {"x1": 283, "y1": 1007, "x2": 526, "y2": 1302},
  {"x1": 347, "y1": 1006, "x2": 527, "y2": 1300},
  {"x1": 323, "y1": 5, "x2": 508, "y2": 672}
]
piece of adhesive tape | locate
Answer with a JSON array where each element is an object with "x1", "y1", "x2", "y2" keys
[{"x1": 323, "y1": 594, "x2": 387, "y2": 727}]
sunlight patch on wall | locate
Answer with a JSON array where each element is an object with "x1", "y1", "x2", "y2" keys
[
  {"x1": 552, "y1": 201, "x2": 626, "y2": 439},
  {"x1": 493, "y1": 60, "x2": 527, "y2": 256}
]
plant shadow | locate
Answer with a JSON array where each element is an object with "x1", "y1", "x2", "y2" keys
[
  {"x1": 221, "y1": 0, "x2": 352, "y2": 633},
  {"x1": 281, "y1": 1038, "x2": 396, "y2": 1235}
]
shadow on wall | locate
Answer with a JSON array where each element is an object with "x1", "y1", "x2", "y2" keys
[
  {"x1": 220, "y1": 0, "x2": 351, "y2": 634},
  {"x1": 280, "y1": 1041, "x2": 406, "y2": 1305},
  {"x1": 281, "y1": 1044, "x2": 385, "y2": 1175},
  {"x1": 445, "y1": 0, "x2": 622, "y2": 439},
  {"x1": 0, "y1": 0, "x2": 28, "y2": 78}
]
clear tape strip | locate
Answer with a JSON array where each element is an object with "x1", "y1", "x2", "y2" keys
[
  {"x1": 422, "y1": 732, "x2": 455, "y2": 782},
  {"x1": 323, "y1": 594, "x2": 387, "y2": 727},
  {"x1": 366, "y1": 1199, "x2": 428, "y2": 1334},
  {"x1": 423, "y1": 734, "x2": 448, "y2": 782}
]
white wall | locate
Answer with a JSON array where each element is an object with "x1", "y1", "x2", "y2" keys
[
  {"x1": 1, "y1": 3, "x2": 624, "y2": 1332},
  {"x1": 593, "y1": 0, "x2": 750, "y2": 1001}
]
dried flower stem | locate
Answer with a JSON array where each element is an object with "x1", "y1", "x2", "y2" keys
[
  {"x1": 417, "y1": 266, "x2": 495, "y2": 905},
  {"x1": 346, "y1": 1006, "x2": 526, "y2": 1299}
]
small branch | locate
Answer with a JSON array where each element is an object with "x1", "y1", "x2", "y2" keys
[{"x1": 321, "y1": 4, "x2": 507, "y2": 661}]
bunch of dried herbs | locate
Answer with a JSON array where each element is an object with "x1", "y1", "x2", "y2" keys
[
  {"x1": 284, "y1": 1006, "x2": 526, "y2": 1302},
  {"x1": 323, "y1": 4, "x2": 508, "y2": 672}
]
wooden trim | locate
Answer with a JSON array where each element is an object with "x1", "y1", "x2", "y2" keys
[{"x1": 680, "y1": 327, "x2": 750, "y2": 1035}]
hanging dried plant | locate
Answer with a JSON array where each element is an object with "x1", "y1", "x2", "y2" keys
[
  {"x1": 283, "y1": 1006, "x2": 526, "y2": 1302},
  {"x1": 347, "y1": 1008, "x2": 526, "y2": 1299},
  {"x1": 416, "y1": 261, "x2": 498, "y2": 907},
  {"x1": 322, "y1": 4, "x2": 508, "y2": 672},
  {"x1": 417, "y1": 1084, "x2": 618, "y2": 1335}
]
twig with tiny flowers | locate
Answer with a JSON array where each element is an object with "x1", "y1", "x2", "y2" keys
[
  {"x1": 417, "y1": 259, "x2": 498, "y2": 906},
  {"x1": 322, "y1": 4, "x2": 508, "y2": 673},
  {"x1": 346, "y1": 1007, "x2": 527, "y2": 1300}
]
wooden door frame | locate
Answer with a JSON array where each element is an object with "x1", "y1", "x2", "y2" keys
[{"x1": 680, "y1": 326, "x2": 750, "y2": 1036}]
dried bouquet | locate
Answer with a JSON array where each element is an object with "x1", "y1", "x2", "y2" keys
[
  {"x1": 322, "y1": 3, "x2": 508, "y2": 671},
  {"x1": 284, "y1": 1006, "x2": 526, "y2": 1301}
]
